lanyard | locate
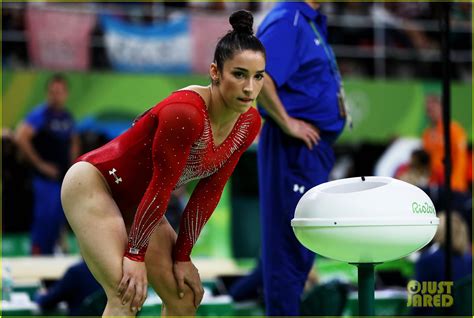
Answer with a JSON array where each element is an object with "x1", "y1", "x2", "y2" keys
[
  {"x1": 309, "y1": 20, "x2": 342, "y2": 85},
  {"x1": 310, "y1": 19, "x2": 352, "y2": 129}
]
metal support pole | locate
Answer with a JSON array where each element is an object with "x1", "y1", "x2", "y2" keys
[
  {"x1": 356, "y1": 263, "x2": 376, "y2": 316},
  {"x1": 439, "y1": 1, "x2": 453, "y2": 284}
]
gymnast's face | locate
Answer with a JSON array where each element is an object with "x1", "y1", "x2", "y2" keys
[{"x1": 213, "y1": 49, "x2": 265, "y2": 114}]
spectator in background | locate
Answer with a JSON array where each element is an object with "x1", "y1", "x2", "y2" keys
[
  {"x1": 15, "y1": 74, "x2": 80, "y2": 255},
  {"x1": 326, "y1": 3, "x2": 372, "y2": 77},
  {"x1": 394, "y1": 149, "x2": 430, "y2": 188},
  {"x1": 422, "y1": 93, "x2": 468, "y2": 193},
  {"x1": 35, "y1": 260, "x2": 101, "y2": 316},
  {"x1": 164, "y1": 187, "x2": 187, "y2": 232},
  {"x1": 371, "y1": 3, "x2": 437, "y2": 51},
  {"x1": 388, "y1": 2, "x2": 434, "y2": 20},
  {"x1": 451, "y1": 2, "x2": 472, "y2": 81},
  {"x1": 412, "y1": 211, "x2": 472, "y2": 315},
  {"x1": 188, "y1": 1, "x2": 259, "y2": 13},
  {"x1": 2, "y1": 128, "x2": 34, "y2": 233},
  {"x1": 2, "y1": 3, "x2": 28, "y2": 68},
  {"x1": 451, "y1": 2, "x2": 472, "y2": 47},
  {"x1": 331, "y1": 2, "x2": 372, "y2": 46}
]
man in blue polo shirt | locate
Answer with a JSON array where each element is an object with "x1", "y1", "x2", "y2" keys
[
  {"x1": 16, "y1": 74, "x2": 80, "y2": 254},
  {"x1": 255, "y1": 1, "x2": 346, "y2": 315}
]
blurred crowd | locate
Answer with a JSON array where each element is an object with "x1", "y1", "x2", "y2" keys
[{"x1": 2, "y1": 1, "x2": 472, "y2": 79}]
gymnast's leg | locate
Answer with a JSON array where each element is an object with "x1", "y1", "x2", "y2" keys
[
  {"x1": 61, "y1": 161, "x2": 136, "y2": 316},
  {"x1": 145, "y1": 218, "x2": 198, "y2": 316}
]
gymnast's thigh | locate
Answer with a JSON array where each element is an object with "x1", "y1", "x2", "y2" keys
[{"x1": 61, "y1": 161, "x2": 127, "y2": 295}]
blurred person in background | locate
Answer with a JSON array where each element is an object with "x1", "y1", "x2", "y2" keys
[
  {"x1": 61, "y1": 10, "x2": 265, "y2": 317},
  {"x1": 15, "y1": 73, "x2": 80, "y2": 255},
  {"x1": 164, "y1": 187, "x2": 187, "y2": 232},
  {"x1": 422, "y1": 93, "x2": 468, "y2": 193},
  {"x1": 230, "y1": 2, "x2": 346, "y2": 315},
  {"x1": 2, "y1": 3, "x2": 28, "y2": 68},
  {"x1": 372, "y1": 3, "x2": 437, "y2": 51},
  {"x1": 2, "y1": 127, "x2": 34, "y2": 233},
  {"x1": 35, "y1": 259, "x2": 101, "y2": 316},
  {"x1": 412, "y1": 211, "x2": 472, "y2": 315},
  {"x1": 188, "y1": 1, "x2": 259, "y2": 13},
  {"x1": 394, "y1": 149, "x2": 431, "y2": 188},
  {"x1": 450, "y1": 2, "x2": 472, "y2": 81}
]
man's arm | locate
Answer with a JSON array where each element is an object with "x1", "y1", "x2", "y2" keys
[
  {"x1": 257, "y1": 76, "x2": 320, "y2": 149},
  {"x1": 70, "y1": 134, "x2": 81, "y2": 163},
  {"x1": 15, "y1": 122, "x2": 60, "y2": 179}
]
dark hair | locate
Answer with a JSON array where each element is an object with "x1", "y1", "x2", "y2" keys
[
  {"x1": 411, "y1": 149, "x2": 430, "y2": 167},
  {"x1": 46, "y1": 73, "x2": 69, "y2": 90},
  {"x1": 213, "y1": 10, "x2": 266, "y2": 71}
]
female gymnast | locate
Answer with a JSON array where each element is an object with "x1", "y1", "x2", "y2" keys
[{"x1": 61, "y1": 10, "x2": 265, "y2": 316}]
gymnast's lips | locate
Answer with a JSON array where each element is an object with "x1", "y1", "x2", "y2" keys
[{"x1": 237, "y1": 97, "x2": 254, "y2": 103}]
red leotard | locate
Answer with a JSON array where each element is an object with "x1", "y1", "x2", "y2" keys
[{"x1": 76, "y1": 90, "x2": 261, "y2": 262}]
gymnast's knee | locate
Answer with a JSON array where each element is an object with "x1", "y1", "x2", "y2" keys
[{"x1": 163, "y1": 297, "x2": 197, "y2": 316}]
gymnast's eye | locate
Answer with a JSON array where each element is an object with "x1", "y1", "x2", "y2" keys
[{"x1": 232, "y1": 71, "x2": 246, "y2": 79}]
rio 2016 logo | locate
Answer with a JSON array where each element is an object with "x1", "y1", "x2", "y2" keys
[{"x1": 411, "y1": 202, "x2": 435, "y2": 215}]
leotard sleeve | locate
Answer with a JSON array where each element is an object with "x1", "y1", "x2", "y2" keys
[
  {"x1": 125, "y1": 103, "x2": 205, "y2": 262},
  {"x1": 173, "y1": 111, "x2": 261, "y2": 261}
]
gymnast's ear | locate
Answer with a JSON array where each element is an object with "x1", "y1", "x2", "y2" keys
[{"x1": 209, "y1": 63, "x2": 220, "y2": 86}]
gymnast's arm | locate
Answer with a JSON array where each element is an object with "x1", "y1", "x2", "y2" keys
[
  {"x1": 125, "y1": 104, "x2": 204, "y2": 261},
  {"x1": 117, "y1": 103, "x2": 204, "y2": 308},
  {"x1": 172, "y1": 112, "x2": 261, "y2": 306}
]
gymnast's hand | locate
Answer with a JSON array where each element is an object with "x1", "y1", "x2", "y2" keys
[
  {"x1": 173, "y1": 260, "x2": 204, "y2": 308},
  {"x1": 118, "y1": 257, "x2": 148, "y2": 313},
  {"x1": 282, "y1": 116, "x2": 320, "y2": 150}
]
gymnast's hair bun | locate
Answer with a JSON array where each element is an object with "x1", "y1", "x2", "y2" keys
[{"x1": 229, "y1": 10, "x2": 254, "y2": 35}]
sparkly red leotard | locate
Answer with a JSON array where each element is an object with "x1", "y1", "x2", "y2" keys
[{"x1": 77, "y1": 90, "x2": 261, "y2": 262}]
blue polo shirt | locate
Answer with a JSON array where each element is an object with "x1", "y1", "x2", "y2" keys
[
  {"x1": 257, "y1": 2, "x2": 345, "y2": 133},
  {"x1": 25, "y1": 103, "x2": 76, "y2": 177}
]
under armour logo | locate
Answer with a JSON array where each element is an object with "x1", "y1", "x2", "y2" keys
[
  {"x1": 314, "y1": 38, "x2": 320, "y2": 46},
  {"x1": 293, "y1": 184, "x2": 305, "y2": 194},
  {"x1": 109, "y1": 168, "x2": 122, "y2": 184}
]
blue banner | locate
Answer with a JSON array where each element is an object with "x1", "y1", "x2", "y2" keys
[{"x1": 101, "y1": 14, "x2": 191, "y2": 73}]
